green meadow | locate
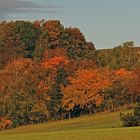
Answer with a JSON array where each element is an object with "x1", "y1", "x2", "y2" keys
[{"x1": 1, "y1": 109, "x2": 140, "y2": 140}]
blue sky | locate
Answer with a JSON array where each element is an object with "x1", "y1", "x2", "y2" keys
[{"x1": 0, "y1": 0, "x2": 140, "y2": 49}]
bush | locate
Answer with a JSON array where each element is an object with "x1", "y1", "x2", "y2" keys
[
  {"x1": 134, "y1": 103, "x2": 140, "y2": 119},
  {"x1": 120, "y1": 103, "x2": 140, "y2": 127},
  {"x1": 0, "y1": 117, "x2": 12, "y2": 131},
  {"x1": 120, "y1": 113, "x2": 139, "y2": 127}
]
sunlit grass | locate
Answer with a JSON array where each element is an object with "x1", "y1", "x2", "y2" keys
[{"x1": 1, "y1": 109, "x2": 139, "y2": 140}]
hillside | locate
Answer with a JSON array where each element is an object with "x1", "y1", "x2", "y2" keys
[
  {"x1": 1, "y1": 109, "x2": 140, "y2": 140},
  {"x1": 1, "y1": 20, "x2": 140, "y2": 130}
]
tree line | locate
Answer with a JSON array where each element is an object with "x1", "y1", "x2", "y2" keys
[{"x1": 0, "y1": 20, "x2": 140, "y2": 129}]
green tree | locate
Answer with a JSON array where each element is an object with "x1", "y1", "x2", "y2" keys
[
  {"x1": 13, "y1": 21, "x2": 41, "y2": 57},
  {"x1": 49, "y1": 68, "x2": 69, "y2": 119},
  {"x1": 34, "y1": 30, "x2": 49, "y2": 62},
  {"x1": 96, "y1": 41, "x2": 140, "y2": 70}
]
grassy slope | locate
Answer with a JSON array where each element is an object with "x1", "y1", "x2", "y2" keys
[{"x1": 0, "y1": 109, "x2": 140, "y2": 140}]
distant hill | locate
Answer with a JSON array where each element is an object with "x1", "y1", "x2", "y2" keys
[{"x1": 97, "y1": 46, "x2": 140, "y2": 52}]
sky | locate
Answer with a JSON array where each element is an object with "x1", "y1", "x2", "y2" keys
[{"x1": 0, "y1": 0, "x2": 140, "y2": 49}]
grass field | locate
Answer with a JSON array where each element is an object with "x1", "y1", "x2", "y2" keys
[{"x1": 0, "y1": 109, "x2": 140, "y2": 140}]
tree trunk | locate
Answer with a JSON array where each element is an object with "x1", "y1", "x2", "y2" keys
[{"x1": 68, "y1": 111, "x2": 71, "y2": 119}]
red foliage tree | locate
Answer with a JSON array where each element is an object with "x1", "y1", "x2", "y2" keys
[{"x1": 128, "y1": 67, "x2": 140, "y2": 103}]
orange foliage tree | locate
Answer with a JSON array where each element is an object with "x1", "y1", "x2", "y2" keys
[
  {"x1": 62, "y1": 68, "x2": 112, "y2": 114},
  {"x1": 42, "y1": 56, "x2": 69, "y2": 70}
]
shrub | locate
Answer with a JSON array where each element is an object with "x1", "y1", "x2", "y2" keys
[
  {"x1": 120, "y1": 103, "x2": 140, "y2": 127},
  {"x1": 0, "y1": 117, "x2": 12, "y2": 131},
  {"x1": 134, "y1": 103, "x2": 140, "y2": 120},
  {"x1": 120, "y1": 113, "x2": 139, "y2": 127}
]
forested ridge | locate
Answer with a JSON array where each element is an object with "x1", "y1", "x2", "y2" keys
[{"x1": 0, "y1": 20, "x2": 140, "y2": 130}]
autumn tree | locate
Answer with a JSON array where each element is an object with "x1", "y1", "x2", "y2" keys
[
  {"x1": 42, "y1": 56, "x2": 69, "y2": 119},
  {"x1": 96, "y1": 41, "x2": 140, "y2": 70},
  {"x1": 64, "y1": 28, "x2": 95, "y2": 60},
  {"x1": 103, "y1": 68, "x2": 132, "y2": 111},
  {"x1": 38, "y1": 20, "x2": 93, "y2": 61},
  {"x1": 66, "y1": 28, "x2": 86, "y2": 46},
  {"x1": 42, "y1": 56, "x2": 69, "y2": 70},
  {"x1": 0, "y1": 22, "x2": 25, "y2": 68},
  {"x1": 0, "y1": 58, "x2": 51, "y2": 126},
  {"x1": 62, "y1": 68, "x2": 112, "y2": 116},
  {"x1": 43, "y1": 20, "x2": 64, "y2": 49},
  {"x1": 128, "y1": 67, "x2": 140, "y2": 103}
]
